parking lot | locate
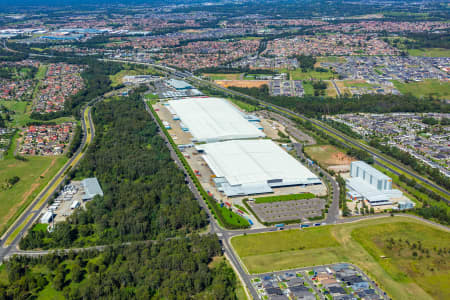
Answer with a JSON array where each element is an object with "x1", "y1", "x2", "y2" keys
[
  {"x1": 153, "y1": 102, "x2": 194, "y2": 145},
  {"x1": 40, "y1": 181, "x2": 86, "y2": 224},
  {"x1": 248, "y1": 197, "x2": 326, "y2": 223}
]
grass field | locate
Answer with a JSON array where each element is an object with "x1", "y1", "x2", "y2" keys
[
  {"x1": 232, "y1": 226, "x2": 339, "y2": 258},
  {"x1": 231, "y1": 217, "x2": 449, "y2": 299},
  {"x1": 0, "y1": 156, "x2": 67, "y2": 235},
  {"x1": 218, "y1": 204, "x2": 249, "y2": 227},
  {"x1": 407, "y1": 48, "x2": 450, "y2": 57},
  {"x1": 35, "y1": 65, "x2": 48, "y2": 80},
  {"x1": 302, "y1": 82, "x2": 315, "y2": 96},
  {"x1": 393, "y1": 79, "x2": 450, "y2": 99},
  {"x1": 352, "y1": 222, "x2": 450, "y2": 300},
  {"x1": 230, "y1": 99, "x2": 259, "y2": 112},
  {"x1": 316, "y1": 56, "x2": 347, "y2": 64},
  {"x1": 343, "y1": 80, "x2": 372, "y2": 88},
  {"x1": 253, "y1": 193, "x2": 315, "y2": 204},
  {"x1": 1, "y1": 100, "x2": 74, "y2": 127},
  {"x1": 304, "y1": 145, "x2": 355, "y2": 168},
  {"x1": 288, "y1": 69, "x2": 336, "y2": 80},
  {"x1": 203, "y1": 73, "x2": 242, "y2": 80},
  {"x1": 325, "y1": 80, "x2": 338, "y2": 97}
]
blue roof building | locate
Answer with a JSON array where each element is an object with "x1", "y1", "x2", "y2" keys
[{"x1": 82, "y1": 178, "x2": 104, "y2": 201}]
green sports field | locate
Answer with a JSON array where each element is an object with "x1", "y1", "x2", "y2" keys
[{"x1": 231, "y1": 217, "x2": 449, "y2": 300}]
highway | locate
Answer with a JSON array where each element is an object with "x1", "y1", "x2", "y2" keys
[
  {"x1": 188, "y1": 75, "x2": 449, "y2": 199},
  {"x1": 103, "y1": 58, "x2": 448, "y2": 199},
  {"x1": 0, "y1": 97, "x2": 100, "y2": 261},
  {"x1": 2, "y1": 90, "x2": 448, "y2": 300},
  {"x1": 2, "y1": 57, "x2": 447, "y2": 300}
]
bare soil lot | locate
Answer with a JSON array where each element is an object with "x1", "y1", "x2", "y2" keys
[{"x1": 215, "y1": 80, "x2": 269, "y2": 88}]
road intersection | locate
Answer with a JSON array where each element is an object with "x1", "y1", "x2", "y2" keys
[{"x1": 0, "y1": 59, "x2": 448, "y2": 300}]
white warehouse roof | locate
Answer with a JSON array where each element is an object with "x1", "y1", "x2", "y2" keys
[
  {"x1": 82, "y1": 177, "x2": 104, "y2": 201},
  {"x1": 197, "y1": 139, "x2": 321, "y2": 196},
  {"x1": 168, "y1": 97, "x2": 265, "y2": 142}
]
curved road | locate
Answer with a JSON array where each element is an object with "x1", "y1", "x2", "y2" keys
[
  {"x1": 0, "y1": 98, "x2": 99, "y2": 261},
  {"x1": 5, "y1": 58, "x2": 446, "y2": 300},
  {"x1": 4, "y1": 95, "x2": 449, "y2": 300},
  {"x1": 201, "y1": 80, "x2": 449, "y2": 199},
  {"x1": 104, "y1": 58, "x2": 448, "y2": 199}
]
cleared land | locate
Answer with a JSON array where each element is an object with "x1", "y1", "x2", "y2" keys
[
  {"x1": 203, "y1": 73, "x2": 242, "y2": 80},
  {"x1": 0, "y1": 156, "x2": 67, "y2": 235},
  {"x1": 393, "y1": 79, "x2": 450, "y2": 99},
  {"x1": 304, "y1": 145, "x2": 355, "y2": 168},
  {"x1": 215, "y1": 80, "x2": 268, "y2": 88},
  {"x1": 231, "y1": 217, "x2": 449, "y2": 300},
  {"x1": 109, "y1": 67, "x2": 159, "y2": 87},
  {"x1": 288, "y1": 69, "x2": 336, "y2": 80},
  {"x1": 407, "y1": 48, "x2": 450, "y2": 57},
  {"x1": 343, "y1": 80, "x2": 373, "y2": 88},
  {"x1": 316, "y1": 56, "x2": 347, "y2": 64}
]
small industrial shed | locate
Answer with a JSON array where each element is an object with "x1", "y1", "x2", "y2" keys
[{"x1": 82, "y1": 178, "x2": 104, "y2": 201}]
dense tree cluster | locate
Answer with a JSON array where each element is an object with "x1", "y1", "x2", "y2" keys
[
  {"x1": 370, "y1": 139, "x2": 450, "y2": 192},
  {"x1": 0, "y1": 48, "x2": 28, "y2": 62},
  {"x1": 20, "y1": 95, "x2": 207, "y2": 249},
  {"x1": 0, "y1": 65, "x2": 37, "y2": 80},
  {"x1": 403, "y1": 32, "x2": 450, "y2": 50},
  {"x1": 323, "y1": 118, "x2": 363, "y2": 139},
  {"x1": 66, "y1": 125, "x2": 82, "y2": 158},
  {"x1": 293, "y1": 55, "x2": 316, "y2": 71},
  {"x1": 229, "y1": 86, "x2": 448, "y2": 117},
  {"x1": 4, "y1": 235, "x2": 237, "y2": 299},
  {"x1": 415, "y1": 205, "x2": 449, "y2": 225}
]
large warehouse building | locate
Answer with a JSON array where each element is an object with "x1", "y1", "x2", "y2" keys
[
  {"x1": 168, "y1": 97, "x2": 265, "y2": 143},
  {"x1": 197, "y1": 139, "x2": 322, "y2": 196},
  {"x1": 346, "y1": 161, "x2": 406, "y2": 208}
]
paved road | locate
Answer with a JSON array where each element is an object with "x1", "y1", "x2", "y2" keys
[
  {"x1": 0, "y1": 97, "x2": 101, "y2": 261},
  {"x1": 331, "y1": 80, "x2": 341, "y2": 97},
  {"x1": 6, "y1": 58, "x2": 446, "y2": 300},
  {"x1": 253, "y1": 263, "x2": 388, "y2": 300},
  {"x1": 183, "y1": 73, "x2": 449, "y2": 199},
  {"x1": 292, "y1": 143, "x2": 340, "y2": 225},
  {"x1": 111, "y1": 57, "x2": 447, "y2": 199}
]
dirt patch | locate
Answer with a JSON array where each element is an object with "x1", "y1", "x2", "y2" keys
[
  {"x1": 331, "y1": 151, "x2": 354, "y2": 165},
  {"x1": 215, "y1": 80, "x2": 269, "y2": 88},
  {"x1": 305, "y1": 145, "x2": 356, "y2": 168}
]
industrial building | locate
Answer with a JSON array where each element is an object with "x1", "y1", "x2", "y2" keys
[
  {"x1": 168, "y1": 97, "x2": 266, "y2": 143},
  {"x1": 346, "y1": 161, "x2": 408, "y2": 209},
  {"x1": 40, "y1": 211, "x2": 54, "y2": 224},
  {"x1": 166, "y1": 79, "x2": 192, "y2": 90},
  {"x1": 82, "y1": 177, "x2": 104, "y2": 201},
  {"x1": 196, "y1": 139, "x2": 322, "y2": 197}
]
